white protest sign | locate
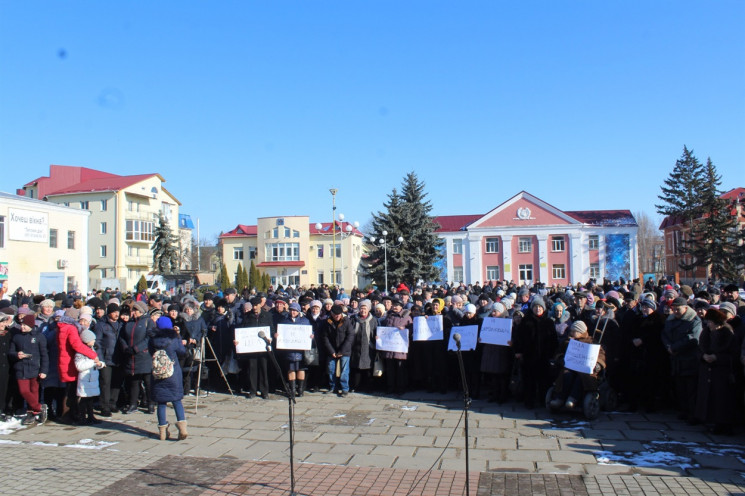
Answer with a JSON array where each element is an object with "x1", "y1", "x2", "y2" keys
[
  {"x1": 276, "y1": 324, "x2": 313, "y2": 351},
  {"x1": 564, "y1": 339, "x2": 601, "y2": 374},
  {"x1": 376, "y1": 326, "x2": 409, "y2": 353},
  {"x1": 479, "y1": 317, "x2": 512, "y2": 346},
  {"x1": 234, "y1": 326, "x2": 271, "y2": 353},
  {"x1": 448, "y1": 325, "x2": 478, "y2": 351},
  {"x1": 412, "y1": 315, "x2": 444, "y2": 341}
]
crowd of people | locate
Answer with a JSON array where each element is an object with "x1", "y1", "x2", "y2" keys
[{"x1": 0, "y1": 276, "x2": 744, "y2": 439}]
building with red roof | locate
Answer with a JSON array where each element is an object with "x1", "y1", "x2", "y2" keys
[
  {"x1": 434, "y1": 191, "x2": 639, "y2": 286},
  {"x1": 18, "y1": 165, "x2": 182, "y2": 292}
]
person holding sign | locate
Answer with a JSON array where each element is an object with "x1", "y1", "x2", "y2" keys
[
  {"x1": 319, "y1": 305, "x2": 354, "y2": 397},
  {"x1": 548, "y1": 321, "x2": 605, "y2": 410},
  {"x1": 422, "y1": 298, "x2": 451, "y2": 394},
  {"x1": 277, "y1": 303, "x2": 312, "y2": 398},
  {"x1": 234, "y1": 297, "x2": 273, "y2": 400},
  {"x1": 480, "y1": 302, "x2": 514, "y2": 404},
  {"x1": 450, "y1": 304, "x2": 482, "y2": 399},
  {"x1": 382, "y1": 298, "x2": 413, "y2": 395}
]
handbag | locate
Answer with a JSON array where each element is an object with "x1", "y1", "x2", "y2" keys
[
  {"x1": 222, "y1": 352, "x2": 241, "y2": 375},
  {"x1": 373, "y1": 353, "x2": 384, "y2": 377},
  {"x1": 303, "y1": 339, "x2": 319, "y2": 366}
]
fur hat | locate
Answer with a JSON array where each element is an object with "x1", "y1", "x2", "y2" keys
[
  {"x1": 330, "y1": 304, "x2": 344, "y2": 316},
  {"x1": 132, "y1": 301, "x2": 148, "y2": 314},
  {"x1": 704, "y1": 309, "x2": 728, "y2": 326}
]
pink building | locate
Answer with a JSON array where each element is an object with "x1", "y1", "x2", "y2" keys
[{"x1": 435, "y1": 191, "x2": 638, "y2": 286}]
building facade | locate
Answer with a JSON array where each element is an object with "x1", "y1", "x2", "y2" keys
[
  {"x1": 221, "y1": 216, "x2": 365, "y2": 290},
  {"x1": 19, "y1": 165, "x2": 181, "y2": 291},
  {"x1": 0, "y1": 192, "x2": 90, "y2": 294},
  {"x1": 659, "y1": 187, "x2": 745, "y2": 284},
  {"x1": 435, "y1": 191, "x2": 639, "y2": 286}
]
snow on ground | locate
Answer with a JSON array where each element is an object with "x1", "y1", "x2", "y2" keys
[
  {"x1": 595, "y1": 441, "x2": 745, "y2": 469},
  {"x1": 0, "y1": 416, "x2": 27, "y2": 435}
]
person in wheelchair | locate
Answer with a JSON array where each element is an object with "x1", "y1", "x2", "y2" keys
[{"x1": 549, "y1": 321, "x2": 606, "y2": 410}]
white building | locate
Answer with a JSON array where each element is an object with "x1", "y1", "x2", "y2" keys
[{"x1": 0, "y1": 191, "x2": 90, "y2": 294}]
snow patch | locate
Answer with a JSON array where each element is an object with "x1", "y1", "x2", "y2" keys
[
  {"x1": 0, "y1": 417, "x2": 27, "y2": 435},
  {"x1": 401, "y1": 406, "x2": 417, "y2": 411},
  {"x1": 595, "y1": 450, "x2": 696, "y2": 469},
  {"x1": 64, "y1": 439, "x2": 118, "y2": 450}
]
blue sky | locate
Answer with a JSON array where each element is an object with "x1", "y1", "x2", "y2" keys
[{"x1": 1, "y1": 1, "x2": 743, "y2": 241}]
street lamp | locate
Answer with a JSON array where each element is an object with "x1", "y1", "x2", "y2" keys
[
  {"x1": 369, "y1": 230, "x2": 404, "y2": 295},
  {"x1": 315, "y1": 191, "x2": 359, "y2": 288}
]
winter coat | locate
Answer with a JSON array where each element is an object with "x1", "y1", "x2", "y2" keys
[
  {"x1": 623, "y1": 310, "x2": 667, "y2": 377},
  {"x1": 8, "y1": 329, "x2": 48, "y2": 380},
  {"x1": 118, "y1": 315, "x2": 154, "y2": 375},
  {"x1": 236, "y1": 309, "x2": 273, "y2": 357},
  {"x1": 182, "y1": 311, "x2": 208, "y2": 342},
  {"x1": 661, "y1": 307, "x2": 702, "y2": 377},
  {"x1": 553, "y1": 334, "x2": 606, "y2": 394},
  {"x1": 208, "y1": 311, "x2": 233, "y2": 362},
  {"x1": 75, "y1": 352, "x2": 100, "y2": 397},
  {"x1": 40, "y1": 320, "x2": 63, "y2": 388},
  {"x1": 320, "y1": 316, "x2": 355, "y2": 358},
  {"x1": 0, "y1": 329, "x2": 10, "y2": 370},
  {"x1": 148, "y1": 328, "x2": 186, "y2": 403},
  {"x1": 695, "y1": 323, "x2": 738, "y2": 425},
  {"x1": 93, "y1": 317, "x2": 121, "y2": 366},
  {"x1": 512, "y1": 311, "x2": 558, "y2": 368},
  {"x1": 351, "y1": 313, "x2": 377, "y2": 370},
  {"x1": 57, "y1": 317, "x2": 98, "y2": 382},
  {"x1": 280, "y1": 314, "x2": 311, "y2": 363},
  {"x1": 381, "y1": 310, "x2": 413, "y2": 360}
]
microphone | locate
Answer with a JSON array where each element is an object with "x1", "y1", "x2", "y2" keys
[
  {"x1": 453, "y1": 333, "x2": 462, "y2": 351},
  {"x1": 258, "y1": 330, "x2": 272, "y2": 348}
]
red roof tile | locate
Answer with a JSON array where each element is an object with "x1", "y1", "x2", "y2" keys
[
  {"x1": 433, "y1": 215, "x2": 481, "y2": 232},
  {"x1": 46, "y1": 173, "x2": 160, "y2": 196},
  {"x1": 222, "y1": 224, "x2": 258, "y2": 237}
]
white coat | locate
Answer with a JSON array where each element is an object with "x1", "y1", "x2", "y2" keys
[{"x1": 75, "y1": 352, "x2": 101, "y2": 397}]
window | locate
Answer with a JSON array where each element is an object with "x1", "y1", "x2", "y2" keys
[
  {"x1": 49, "y1": 228, "x2": 58, "y2": 248},
  {"x1": 284, "y1": 227, "x2": 291, "y2": 237},
  {"x1": 589, "y1": 235, "x2": 599, "y2": 250},
  {"x1": 67, "y1": 231, "x2": 75, "y2": 249},
  {"x1": 317, "y1": 245, "x2": 324, "y2": 258},
  {"x1": 63, "y1": 202, "x2": 70, "y2": 207},
  {"x1": 452, "y1": 239, "x2": 463, "y2": 254},
  {"x1": 590, "y1": 263, "x2": 600, "y2": 279},
  {"x1": 552, "y1": 264, "x2": 566, "y2": 279},
  {"x1": 161, "y1": 203, "x2": 172, "y2": 222},
  {"x1": 551, "y1": 236, "x2": 565, "y2": 252},
  {"x1": 334, "y1": 243, "x2": 341, "y2": 258},
  {"x1": 125, "y1": 220, "x2": 155, "y2": 241},
  {"x1": 453, "y1": 266, "x2": 464, "y2": 282},
  {"x1": 333, "y1": 271, "x2": 341, "y2": 285},
  {"x1": 272, "y1": 227, "x2": 279, "y2": 238},
  {"x1": 266, "y1": 243, "x2": 300, "y2": 261},
  {"x1": 317, "y1": 271, "x2": 324, "y2": 284},
  {"x1": 80, "y1": 201, "x2": 89, "y2": 210},
  {"x1": 486, "y1": 265, "x2": 500, "y2": 280},
  {"x1": 249, "y1": 247, "x2": 257, "y2": 259},
  {"x1": 518, "y1": 264, "x2": 533, "y2": 282},
  {"x1": 100, "y1": 199, "x2": 108, "y2": 211},
  {"x1": 293, "y1": 230, "x2": 300, "y2": 238},
  {"x1": 100, "y1": 222, "x2": 107, "y2": 235},
  {"x1": 100, "y1": 269, "x2": 107, "y2": 278},
  {"x1": 233, "y1": 247, "x2": 244, "y2": 260},
  {"x1": 518, "y1": 237, "x2": 532, "y2": 253},
  {"x1": 100, "y1": 245, "x2": 107, "y2": 257},
  {"x1": 485, "y1": 237, "x2": 499, "y2": 253},
  {"x1": 0, "y1": 215, "x2": 4, "y2": 248}
]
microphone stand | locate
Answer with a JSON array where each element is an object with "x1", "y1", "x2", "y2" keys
[
  {"x1": 264, "y1": 339, "x2": 298, "y2": 496},
  {"x1": 454, "y1": 339, "x2": 471, "y2": 496}
]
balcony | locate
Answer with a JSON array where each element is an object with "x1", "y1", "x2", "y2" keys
[
  {"x1": 125, "y1": 255, "x2": 152, "y2": 267},
  {"x1": 125, "y1": 211, "x2": 157, "y2": 222}
]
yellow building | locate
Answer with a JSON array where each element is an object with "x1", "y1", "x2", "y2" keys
[
  {"x1": 221, "y1": 216, "x2": 365, "y2": 290},
  {"x1": 20, "y1": 165, "x2": 181, "y2": 291},
  {"x1": 0, "y1": 191, "x2": 90, "y2": 294}
]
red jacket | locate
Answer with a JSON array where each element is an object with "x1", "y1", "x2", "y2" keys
[{"x1": 57, "y1": 318, "x2": 98, "y2": 382}]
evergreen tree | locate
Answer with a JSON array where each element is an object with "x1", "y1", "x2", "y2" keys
[
  {"x1": 261, "y1": 272, "x2": 271, "y2": 291},
  {"x1": 136, "y1": 275, "x2": 147, "y2": 293},
  {"x1": 248, "y1": 260, "x2": 259, "y2": 290},
  {"x1": 235, "y1": 262, "x2": 247, "y2": 292},
  {"x1": 364, "y1": 172, "x2": 443, "y2": 290},
  {"x1": 219, "y1": 264, "x2": 233, "y2": 290},
  {"x1": 152, "y1": 213, "x2": 181, "y2": 275}
]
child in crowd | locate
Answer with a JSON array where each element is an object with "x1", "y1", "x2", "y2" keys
[
  {"x1": 75, "y1": 329, "x2": 105, "y2": 424},
  {"x1": 9, "y1": 314, "x2": 49, "y2": 425}
]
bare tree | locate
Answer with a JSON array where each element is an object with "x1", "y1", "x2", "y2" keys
[{"x1": 634, "y1": 210, "x2": 665, "y2": 275}]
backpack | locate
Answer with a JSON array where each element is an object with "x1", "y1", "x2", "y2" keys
[{"x1": 152, "y1": 349, "x2": 174, "y2": 380}]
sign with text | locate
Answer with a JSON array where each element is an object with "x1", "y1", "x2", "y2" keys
[
  {"x1": 412, "y1": 315, "x2": 444, "y2": 341},
  {"x1": 479, "y1": 317, "x2": 512, "y2": 346},
  {"x1": 448, "y1": 325, "x2": 478, "y2": 351},
  {"x1": 234, "y1": 326, "x2": 271, "y2": 354},
  {"x1": 8, "y1": 208, "x2": 48, "y2": 243},
  {"x1": 564, "y1": 339, "x2": 601, "y2": 374},
  {"x1": 376, "y1": 326, "x2": 409, "y2": 354},
  {"x1": 276, "y1": 324, "x2": 313, "y2": 351}
]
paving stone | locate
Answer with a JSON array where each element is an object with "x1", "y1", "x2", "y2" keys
[
  {"x1": 581, "y1": 429, "x2": 626, "y2": 440},
  {"x1": 690, "y1": 453, "x2": 745, "y2": 470},
  {"x1": 370, "y1": 445, "x2": 417, "y2": 457},
  {"x1": 392, "y1": 435, "x2": 436, "y2": 447},
  {"x1": 549, "y1": 450, "x2": 599, "y2": 464},
  {"x1": 598, "y1": 440, "x2": 646, "y2": 452},
  {"x1": 504, "y1": 449, "x2": 550, "y2": 462},
  {"x1": 518, "y1": 437, "x2": 560, "y2": 450},
  {"x1": 584, "y1": 464, "x2": 636, "y2": 475},
  {"x1": 535, "y1": 462, "x2": 587, "y2": 474},
  {"x1": 486, "y1": 460, "x2": 536, "y2": 472},
  {"x1": 475, "y1": 437, "x2": 517, "y2": 450}
]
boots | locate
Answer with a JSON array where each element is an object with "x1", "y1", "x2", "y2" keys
[
  {"x1": 297, "y1": 379, "x2": 305, "y2": 397},
  {"x1": 288, "y1": 380, "x2": 296, "y2": 398},
  {"x1": 158, "y1": 423, "x2": 170, "y2": 441},
  {"x1": 175, "y1": 420, "x2": 188, "y2": 440}
]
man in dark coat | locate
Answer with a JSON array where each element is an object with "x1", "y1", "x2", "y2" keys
[
  {"x1": 513, "y1": 297, "x2": 558, "y2": 408},
  {"x1": 661, "y1": 297, "x2": 702, "y2": 422},
  {"x1": 236, "y1": 297, "x2": 274, "y2": 399},
  {"x1": 319, "y1": 305, "x2": 354, "y2": 396},
  {"x1": 93, "y1": 303, "x2": 122, "y2": 416},
  {"x1": 118, "y1": 301, "x2": 155, "y2": 414}
]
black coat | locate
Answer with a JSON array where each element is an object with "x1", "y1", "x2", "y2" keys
[
  {"x1": 119, "y1": 316, "x2": 155, "y2": 375},
  {"x1": 8, "y1": 329, "x2": 48, "y2": 379},
  {"x1": 94, "y1": 317, "x2": 121, "y2": 366},
  {"x1": 237, "y1": 309, "x2": 273, "y2": 357},
  {"x1": 695, "y1": 324, "x2": 738, "y2": 424},
  {"x1": 661, "y1": 308, "x2": 702, "y2": 377},
  {"x1": 320, "y1": 316, "x2": 355, "y2": 357}
]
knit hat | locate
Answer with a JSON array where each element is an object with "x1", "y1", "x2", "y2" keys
[
  {"x1": 452, "y1": 295, "x2": 463, "y2": 304},
  {"x1": 21, "y1": 314, "x2": 37, "y2": 328},
  {"x1": 671, "y1": 297, "x2": 688, "y2": 308},
  {"x1": 465, "y1": 303, "x2": 477, "y2": 314},
  {"x1": 324, "y1": 298, "x2": 334, "y2": 306},
  {"x1": 80, "y1": 329, "x2": 96, "y2": 344},
  {"x1": 359, "y1": 299, "x2": 372, "y2": 309},
  {"x1": 310, "y1": 299, "x2": 322, "y2": 309},
  {"x1": 719, "y1": 302, "x2": 737, "y2": 317},
  {"x1": 640, "y1": 299, "x2": 657, "y2": 311},
  {"x1": 132, "y1": 301, "x2": 148, "y2": 314},
  {"x1": 64, "y1": 307, "x2": 80, "y2": 319},
  {"x1": 40, "y1": 299, "x2": 55, "y2": 308},
  {"x1": 680, "y1": 285, "x2": 694, "y2": 297},
  {"x1": 78, "y1": 309, "x2": 93, "y2": 322},
  {"x1": 289, "y1": 302, "x2": 302, "y2": 312},
  {"x1": 156, "y1": 316, "x2": 173, "y2": 329},
  {"x1": 569, "y1": 320, "x2": 588, "y2": 334},
  {"x1": 530, "y1": 297, "x2": 547, "y2": 311}
]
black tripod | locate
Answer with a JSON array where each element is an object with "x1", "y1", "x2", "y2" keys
[
  {"x1": 260, "y1": 332, "x2": 300, "y2": 496},
  {"x1": 453, "y1": 334, "x2": 471, "y2": 496}
]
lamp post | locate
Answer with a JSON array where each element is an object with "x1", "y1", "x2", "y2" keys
[
  {"x1": 315, "y1": 191, "x2": 359, "y2": 289},
  {"x1": 330, "y1": 189, "x2": 337, "y2": 287},
  {"x1": 369, "y1": 231, "x2": 404, "y2": 295}
]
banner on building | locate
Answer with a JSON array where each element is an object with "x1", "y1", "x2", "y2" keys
[{"x1": 8, "y1": 208, "x2": 48, "y2": 243}]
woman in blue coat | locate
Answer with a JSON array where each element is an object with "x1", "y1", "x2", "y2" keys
[{"x1": 149, "y1": 316, "x2": 187, "y2": 441}]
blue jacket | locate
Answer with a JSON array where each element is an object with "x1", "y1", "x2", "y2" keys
[
  {"x1": 148, "y1": 329, "x2": 186, "y2": 403},
  {"x1": 94, "y1": 317, "x2": 121, "y2": 366},
  {"x1": 9, "y1": 329, "x2": 49, "y2": 380},
  {"x1": 119, "y1": 316, "x2": 154, "y2": 375}
]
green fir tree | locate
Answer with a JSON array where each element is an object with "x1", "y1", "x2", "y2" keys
[{"x1": 152, "y1": 213, "x2": 181, "y2": 275}]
